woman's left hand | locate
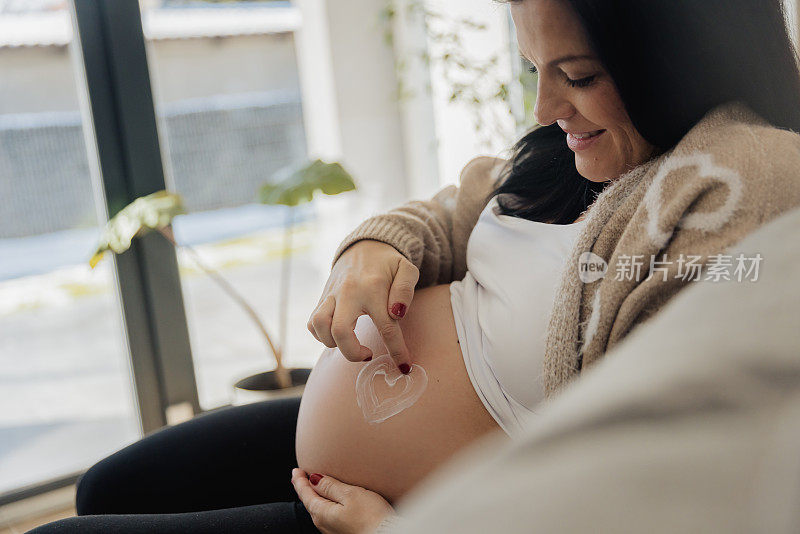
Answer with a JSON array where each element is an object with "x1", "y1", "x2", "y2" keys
[{"x1": 291, "y1": 468, "x2": 395, "y2": 534}]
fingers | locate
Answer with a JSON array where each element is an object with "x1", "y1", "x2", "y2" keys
[
  {"x1": 292, "y1": 468, "x2": 397, "y2": 534},
  {"x1": 387, "y1": 259, "x2": 418, "y2": 320},
  {"x1": 365, "y1": 301, "x2": 412, "y2": 372},
  {"x1": 305, "y1": 472, "x2": 355, "y2": 505},
  {"x1": 308, "y1": 254, "x2": 417, "y2": 368},
  {"x1": 291, "y1": 468, "x2": 337, "y2": 520},
  {"x1": 330, "y1": 299, "x2": 373, "y2": 362},
  {"x1": 308, "y1": 295, "x2": 371, "y2": 360},
  {"x1": 308, "y1": 295, "x2": 336, "y2": 348},
  {"x1": 379, "y1": 259, "x2": 417, "y2": 371}
]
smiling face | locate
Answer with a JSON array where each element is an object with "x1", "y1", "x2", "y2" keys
[{"x1": 511, "y1": 0, "x2": 657, "y2": 182}]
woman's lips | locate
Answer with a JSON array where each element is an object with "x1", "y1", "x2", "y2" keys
[{"x1": 566, "y1": 129, "x2": 606, "y2": 151}]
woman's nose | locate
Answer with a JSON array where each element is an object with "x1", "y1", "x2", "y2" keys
[{"x1": 533, "y1": 83, "x2": 575, "y2": 126}]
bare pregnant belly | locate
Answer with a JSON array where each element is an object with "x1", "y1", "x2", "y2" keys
[{"x1": 295, "y1": 284, "x2": 502, "y2": 503}]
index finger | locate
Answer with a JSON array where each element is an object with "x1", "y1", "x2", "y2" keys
[{"x1": 365, "y1": 302, "x2": 412, "y2": 372}]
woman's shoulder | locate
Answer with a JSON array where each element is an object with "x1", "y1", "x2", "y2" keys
[
  {"x1": 714, "y1": 119, "x2": 800, "y2": 188},
  {"x1": 692, "y1": 101, "x2": 800, "y2": 164},
  {"x1": 456, "y1": 156, "x2": 509, "y2": 200},
  {"x1": 722, "y1": 118, "x2": 800, "y2": 155},
  {"x1": 459, "y1": 156, "x2": 507, "y2": 184},
  {"x1": 653, "y1": 102, "x2": 800, "y2": 236},
  {"x1": 670, "y1": 103, "x2": 800, "y2": 202}
]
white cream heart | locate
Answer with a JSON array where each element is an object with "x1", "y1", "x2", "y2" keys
[{"x1": 355, "y1": 353, "x2": 428, "y2": 424}]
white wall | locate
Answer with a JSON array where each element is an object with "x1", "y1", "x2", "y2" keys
[
  {"x1": 294, "y1": 0, "x2": 520, "y2": 204},
  {"x1": 294, "y1": 0, "x2": 410, "y2": 211},
  {"x1": 786, "y1": 0, "x2": 800, "y2": 52},
  {"x1": 426, "y1": 0, "x2": 518, "y2": 188},
  {"x1": 291, "y1": 0, "x2": 342, "y2": 162},
  {"x1": 294, "y1": 0, "x2": 418, "y2": 276}
]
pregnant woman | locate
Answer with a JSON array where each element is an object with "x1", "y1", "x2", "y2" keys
[{"x1": 32, "y1": 0, "x2": 800, "y2": 533}]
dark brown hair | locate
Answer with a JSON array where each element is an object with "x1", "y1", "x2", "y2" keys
[{"x1": 490, "y1": 0, "x2": 800, "y2": 223}]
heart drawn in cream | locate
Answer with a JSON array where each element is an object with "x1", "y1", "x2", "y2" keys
[{"x1": 355, "y1": 353, "x2": 428, "y2": 424}]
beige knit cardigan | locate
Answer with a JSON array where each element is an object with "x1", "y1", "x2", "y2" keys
[{"x1": 331, "y1": 101, "x2": 800, "y2": 398}]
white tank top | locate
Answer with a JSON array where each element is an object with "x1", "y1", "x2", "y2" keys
[{"x1": 449, "y1": 195, "x2": 586, "y2": 434}]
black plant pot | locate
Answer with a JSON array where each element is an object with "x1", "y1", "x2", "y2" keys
[{"x1": 233, "y1": 368, "x2": 312, "y2": 403}]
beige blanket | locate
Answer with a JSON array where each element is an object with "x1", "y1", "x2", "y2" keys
[{"x1": 380, "y1": 201, "x2": 800, "y2": 534}]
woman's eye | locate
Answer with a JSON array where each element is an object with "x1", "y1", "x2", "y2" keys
[
  {"x1": 528, "y1": 65, "x2": 538, "y2": 74},
  {"x1": 566, "y1": 75, "x2": 596, "y2": 88}
]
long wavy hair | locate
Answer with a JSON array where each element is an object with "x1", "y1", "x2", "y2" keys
[{"x1": 490, "y1": 0, "x2": 800, "y2": 224}]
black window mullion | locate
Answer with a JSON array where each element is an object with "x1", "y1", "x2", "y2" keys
[{"x1": 71, "y1": 0, "x2": 200, "y2": 434}]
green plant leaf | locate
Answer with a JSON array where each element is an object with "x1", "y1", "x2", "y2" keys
[
  {"x1": 89, "y1": 190, "x2": 186, "y2": 268},
  {"x1": 258, "y1": 159, "x2": 357, "y2": 207}
]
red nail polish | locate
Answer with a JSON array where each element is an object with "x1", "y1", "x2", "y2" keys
[
  {"x1": 399, "y1": 363, "x2": 410, "y2": 374},
  {"x1": 391, "y1": 302, "x2": 406, "y2": 318},
  {"x1": 309, "y1": 473, "x2": 323, "y2": 486},
  {"x1": 363, "y1": 356, "x2": 372, "y2": 362}
]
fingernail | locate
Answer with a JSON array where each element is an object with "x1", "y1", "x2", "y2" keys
[
  {"x1": 399, "y1": 363, "x2": 410, "y2": 374},
  {"x1": 391, "y1": 302, "x2": 406, "y2": 318},
  {"x1": 309, "y1": 473, "x2": 323, "y2": 486},
  {"x1": 363, "y1": 356, "x2": 372, "y2": 362}
]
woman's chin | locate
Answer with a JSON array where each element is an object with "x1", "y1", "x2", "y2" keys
[{"x1": 575, "y1": 155, "x2": 619, "y2": 183}]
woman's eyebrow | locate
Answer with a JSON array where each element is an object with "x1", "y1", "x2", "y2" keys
[
  {"x1": 549, "y1": 54, "x2": 596, "y2": 67},
  {"x1": 519, "y1": 51, "x2": 596, "y2": 68}
]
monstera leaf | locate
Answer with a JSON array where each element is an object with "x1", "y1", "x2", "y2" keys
[
  {"x1": 258, "y1": 159, "x2": 356, "y2": 207},
  {"x1": 90, "y1": 190, "x2": 186, "y2": 269}
]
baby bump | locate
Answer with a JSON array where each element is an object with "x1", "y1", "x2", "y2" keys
[{"x1": 295, "y1": 284, "x2": 501, "y2": 503}]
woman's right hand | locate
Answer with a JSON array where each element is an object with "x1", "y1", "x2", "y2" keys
[{"x1": 307, "y1": 240, "x2": 419, "y2": 371}]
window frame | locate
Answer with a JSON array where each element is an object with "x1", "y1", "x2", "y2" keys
[{"x1": 0, "y1": 0, "x2": 201, "y2": 504}]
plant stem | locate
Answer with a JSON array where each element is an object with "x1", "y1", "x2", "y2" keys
[
  {"x1": 157, "y1": 225, "x2": 292, "y2": 389},
  {"x1": 278, "y1": 208, "x2": 294, "y2": 387}
]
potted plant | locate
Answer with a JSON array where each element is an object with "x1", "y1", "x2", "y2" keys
[
  {"x1": 89, "y1": 159, "x2": 356, "y2": 399},
  {"x1": 234, "y1": 159, "x2": 356, "y2": 397}
]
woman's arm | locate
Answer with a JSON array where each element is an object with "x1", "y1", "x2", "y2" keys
[{"x1": 331, "y1": 156, "x2": 506, "y2": 289}]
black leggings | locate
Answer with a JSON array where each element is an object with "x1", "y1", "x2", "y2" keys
[{"x1": 29, "y1": 396, "x2": 320, "y2": 533}]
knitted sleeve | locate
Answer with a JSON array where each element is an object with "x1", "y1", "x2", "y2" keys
[{"x1": 330, "y1": 156, "x2": 506, "y2": 288}]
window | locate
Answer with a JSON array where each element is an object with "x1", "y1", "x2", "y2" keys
[
  {"x1": 0, "y1": 2, "x2": 140, "y2": 496},
  {"x1": 140, "y1": 0, "x2": 328, "y2": 409}
]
